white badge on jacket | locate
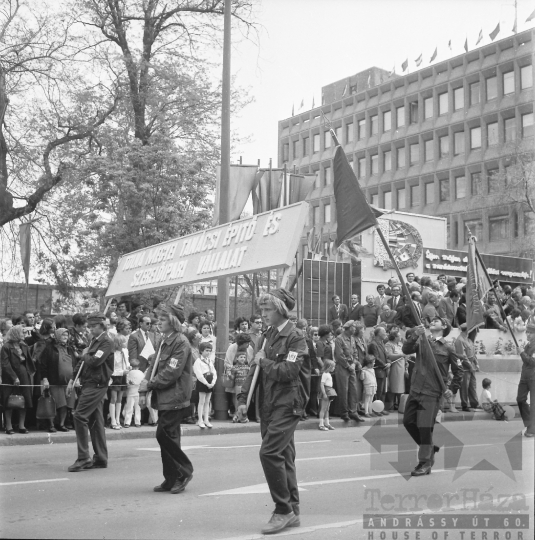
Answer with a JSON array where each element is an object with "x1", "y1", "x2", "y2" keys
[{"x1": 287, "y1": 351, "x2": 298, "y2": 363}]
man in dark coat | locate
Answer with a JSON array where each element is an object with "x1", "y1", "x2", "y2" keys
[
  {"x1": 67, "y1": 312, "x2": 114, "y2": 472},
  {"x1": 237, "y1": 288, "x2": 309, "y2": 535},
  {"x1": 367, "y1": 326, "x2": 390, "y2": 413},
  {"x1": 328, "y1": 295, "x2": 349, "y2": 324},
  {"x1": 402, "y1": 317, "x2": 462, "y2": 476},
  {"x1": 348, "y1": 294, "x2": 362, "y2": 322}
]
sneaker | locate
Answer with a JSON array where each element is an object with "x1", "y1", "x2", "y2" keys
[{"x1": 261, "y1": 512, "x2": 298, "y2": 535}]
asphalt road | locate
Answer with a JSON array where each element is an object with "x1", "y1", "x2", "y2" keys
[{"x1": 0, "y1": 419, "x2": 533, "y2": 540}]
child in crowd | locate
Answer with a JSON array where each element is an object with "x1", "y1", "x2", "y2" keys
[
  {"x1": 193, "y1": 342, "x2": 217, "y2": 429},
  {"x1": 480, "y1": 378, "x2": 506, "y2": 420},
  {"x1": 123, "y1": 367, "x2": 145, "y2": 427},
  {"x1": 109, "y1": 334, "x2": 131, "y2": 429},
  {"x1": 231, "y1": 346, "x2": 251, "y2": 423},
  {"x1": 319, "y1": 359, "x2": 336, "y2": 431},
  {"x1": 360, "y1": 355, "x2": 377, "y2": 417}
]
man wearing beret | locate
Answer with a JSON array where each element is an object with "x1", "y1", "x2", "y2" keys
[
  {"x1": 517, "y1": 321, "x2": 535, "y2": 437},
  {"x1": 402, "y1": 317, "x2": 462, "y2": 476},
  {"x1": 67, "y1": 312, "x2": 114, "y2": 472},
  {"x1": 139, "y1": 303, "x2": 194, "y2": 493},
  {"x1": 237, "y1": 288, "x2": 309, "y2": 535}
]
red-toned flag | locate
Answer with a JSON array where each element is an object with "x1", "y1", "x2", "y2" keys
[
  {"x1": 466, "y1": 236, "x2": 487, "y2": 333},
  {"x1": 401, "y1": 58, "x2": 408, "y2": 72},
  {"x1": 430, "y1": 47, "x2": 438, "y2": 62},
  {"x1": 332, "y1": 142, "x2": 381, "y2": 247},
  {"x1": 489, "y1": 23, "x2": 500, "y2": 41}
]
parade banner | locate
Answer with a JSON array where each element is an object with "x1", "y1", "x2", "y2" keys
[{"x1": 105, "y1": 202, "x2": 309, "y2": 297}]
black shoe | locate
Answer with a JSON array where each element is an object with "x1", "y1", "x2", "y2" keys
[
  {"x1": 58, "y1": 425, "x2": 70, "y2": 432},
  {"x1": 48, "y1": 427, "x2": 57, "y2": 433},
  {"x1": 18, "y1": 428, "x2": 29, "y2": 434},
  {"x1": 5, "y1": 428, "x2": 15, "y2": 435},
  {"x1": 349, "y1": 412, "x2": 365, "y2": 422},
  {"x1": 434, "y1": 445, "x2": 440, "y2": 454},
  {"x1": 170, "y1": 474, "x2": 193, "y2": 494},
  {"x1": 68, "y1": 458, "x2": 94, "y2": 472},
  {"x1": 411, "y1": 463, "x2": 432, "y2": 476},
  {"x1": 341, "y1": 415, "x2": 350, "y2": 422},
  {"x1": 153, "y1": 482, "x2": 172, "y2": 492},
  {"x1": 92, "y1": 460, "x2": 108, "y2": 469}
]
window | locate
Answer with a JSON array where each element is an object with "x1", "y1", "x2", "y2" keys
[
  {"x1": 453, "y1": 131, "x2": 465, "y2": 155},
  {"x1": 313, "y1": 134, "x2": 320, "y2": 153},
  {"x1": 303, "y1": 137, "x2": 309, "y2": 156},
  {"x1": 470, "y1": 126, "x2": 481, "y2": 149},
  {"x1": 453, "y1": 221, "x2": 458, "y2": 246},
  {"x1": 397, "y1": 146, "x2": 405, "y2": 168},
  {"x1": 504, "y1": 165, "x2": 514, "y2": 185},
  {"x1": 409, "y1": 143, "x2": 419, "y2": 165},
  {"x1": 346, "y1": 123, "x2": 354, "y2": 143},
  {"x1": 424, "y1": 139, "x2": 433, "y2": 162},
  {"x1": 425, "y1": 182, "x2": 434, "y2": 204},
  {"x1": 383, "y1": 110, "x2": 392, "y2": 132},
  {"x1": 438, "y1": 92, "x2": 448, "y2": 115},
  {"x1": 370, "y1": 115, "x2": 378, "y2": 135},
  {"x1": 487, "y1": 122, "x2": 498, "y2": 146},
  {"x1": 489, "y1": 216, "x2": 509, "y2": 242},
  {"x1": 335, "y1": 126, "x2": 342, "y2": 142},
  {"x1": 371, "y1": 154, "x2": 378, "y2": 175},
  {"x1": 513, "y1": 211, "x2": 519, "y2": 237},
  {"x1": 323, "y1": 203, "x2": 331, "y2": 223},
  {"x1": 397, "y1": 188, "x2": 406, "y2": 209},
  {"x1": 488, "y1": 168, "x2": 499, "y2": 192},
  {"x1": 410, "y1": 185, "x2": 420, "y2": 206},
  {"x1": 454, "y1": 87, "x2": 464, "y2": 110},
  {"x1": 313, "y1": 206, "x2": 320, "y2": 225},
  {"x1": 371, "y1": 193, "x2": 379, "y2": 206},
  {"x1": 486, "y1": 76, "x2": 497, "y2": 100},
  {"x1": 464, "y1": 220, "x2": 483, "y2": 243},
  {"x1": 455, "y1": 176, "x2": 466, "y2": 199},
  {"x1": 470, "y1": 81, "x2": 480, "y2": 105},
  {"x1": 410, "y1": 102, "x2": 418, "y2": 124},
  {"x1": 292, "y1": 140, "x2": 299, "y2": 158},
  {"x1": 504, "y1": 117, "x2": 516, "y2": 142},
  {"x1": 283, "y1": 143, "x2": 289, "y2": 162},
  {"x1": 503, "y1": 71, "x2": 514, "y2": 95},
  {"x1": 383, "y1": 191, "x2": 392, "y2": 209},
  {"x1": 424, "y1": 97, "x2": 433, "y2": 119},
  {"x1": 383, "y1": 150, "x2": 391, "y2": 171},
  {"x1": 439, "y1": 135, "x2": 449, "y2": 158},
  {"x1": 439, "y1": 178, "x2": 450, "y2": 202},
  {"x1": 521, "y1": 64, "x2": 533, "y2": 89},
  {"x1": 525, "y1": 213, "x2": 535, "y2": 236},
  {"x1": 358, "y1": 157, "x2": 366, "y2": 178},
  {"x1": 396, "y1": 106, "x2": 405, "y2": 127},
  {"x1": 358, "y1": 118, "x2": 366, "y2": 139},
  {"x1": 323, "y1": 131, "x2": 331, "y2": 149},
  {"x1": 471, "y1": 172, "x2": 482, "y2": 195},
  {"x1": 522, "y1": 112, "x2": 534, "y2": 138},
  {"x1": 324, "y1": 166, "x2": 331, "y2": 185}
]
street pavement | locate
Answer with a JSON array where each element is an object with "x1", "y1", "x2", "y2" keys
[{"x1": 0, "y1": 419, "x2": 533, "y2": 540}]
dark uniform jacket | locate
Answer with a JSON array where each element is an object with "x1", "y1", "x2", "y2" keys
[
  {"x1": 238, "y1": 321, "x2": 309, "y2": 421},
  {"x1": 520, "y1": 342, "x2": 535, "y2": 381},
  {"x1": 334, "y1": 333, "x2": 358, "y2": 370},
  {"x1": 73, "y1": 332, "x2": 114, "y2": 387},
  {"x1": 141, "y1": 331, "x2": 192, "y2": 411},
  {"x1": 402, "y1": 334, "x2": 462, "y2": 398}
]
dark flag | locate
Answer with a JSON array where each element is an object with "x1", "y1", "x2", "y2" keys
[
  {"x1": 466, "y1": 236, "x2": 487, "y2": 334},
  {"x1": 333, "y1": 143, "x2": 380, "y2": 247},
  {"x1": 489, "y1": 23, "x2": 500, "y2": 41},
  {"x1": 401, "y1": 58, "x2": 408, "y2": 72},
  {"x1": 430, "y1": 47, "x2": 438, "y2": 62},
  {"x1": 19, "y1": 223, "x2": 32, "y2": 285},
  {"x1": 464, "y1": 38, "x2": 468, "y2": 52},
  {"x1": 526, "y1": 8, "x2": 535, "y2": 22}
]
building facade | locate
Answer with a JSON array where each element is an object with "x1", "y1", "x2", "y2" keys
[{"x1": 278, "y1": 29, "x2": 534, "y2": 261}]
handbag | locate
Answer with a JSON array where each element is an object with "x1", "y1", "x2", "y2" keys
[
  {"x1": 36, "y1": 388, "x2": 57, "y2": 419},
  {"x1": 7, "y1": 391, "x2": 25, "y2": 410}
]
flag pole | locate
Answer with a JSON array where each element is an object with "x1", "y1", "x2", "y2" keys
[{"x1": 330, "y1": 129, "x2": 447, "y2": 394}]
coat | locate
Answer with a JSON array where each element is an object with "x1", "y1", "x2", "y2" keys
[
  {"x1": 73, "y1": 331, "x2": 114, "y2": 387},
  {"x1": 348, "y1": 304, "x2": 362, "y2": 322},
  {"x1": 238, "y1": 321, "x2": 309, "y2": 421},
  {"x1": 128, "y1": 329, "x2": 160, "y2": 372},
  {"x1": 141, "y1": 331, "x2": 193, "y2": 411},
  {"x1": 329, "y1": 304, "x2": 349, "y2": 324},
  {"x1": 437, "y1": 297, "x2": 458, "y2": 327},
  {"x1": 368, "y1": 338, "x2": 388, "y2": 378},
  {"x1": 39, "y1": 340, "x2": 74, "y2": 385},
  {"x1": 1, "y1": 341, "x2": 36, "y2": 383}
]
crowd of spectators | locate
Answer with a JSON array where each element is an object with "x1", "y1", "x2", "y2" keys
[{"x1": 0, "y1": 274, "x2": 533, "y2": 434}]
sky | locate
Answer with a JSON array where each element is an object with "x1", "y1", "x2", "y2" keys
[{"x1": 231, "y1": 0, "x2": 535, "y2": 167}]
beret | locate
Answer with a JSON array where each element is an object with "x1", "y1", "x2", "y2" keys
[
  {"x1": 343, "y1": 319, "x2": 355, "y2": 328},
  {"x1": 270, "y1": 288, "x2": 296, "y2": 311},
  {"x1": 431, "y1": 316, "x2": 451, "y2": 338}
]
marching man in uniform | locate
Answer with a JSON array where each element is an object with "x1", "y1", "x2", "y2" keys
[
  {"x1": 67, "y1": 312, "x2": 114, "y2": 472},
  {"x1": 139, "y1": 304, "x2": 194, "y2": 494},
  {"x1": 237, "y1": 288, "x2": 309, "y2": 535}
]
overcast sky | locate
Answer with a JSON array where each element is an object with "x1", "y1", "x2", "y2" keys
[{"x1": 231, "y1": 0, "x2": 534, "y2": 166}]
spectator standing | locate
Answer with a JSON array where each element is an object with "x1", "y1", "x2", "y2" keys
[
  {"x1": 232, "y1": 316, "x2": 250, "y2": 339},
  {"x1": 1, "y1": 325, "x2": 36, "y2": 434},
  {"x1": 116, "y1": 319, "x2": 132, "y2": 337},
  {"x1": 107, "y1": 312, "x2": 118, "y2": 335},
  {"x1": 305, "y1": 326, "x2": 320, "y2": 418},
  {"x1": 230, "y1": 346, "x2": 250, "y2": 423},
  {"x1": 194, "y1": 342, "x2": 217, "y2": 428},
  {"x1": 224, "y1": 333, "x2": 254, "y2": 418},
  {"x1": 128, "y1": 315, "x2": 159, "y2": 373},
  {"x1": 199, "y1": 321, "x2": 216, "y2": 361},
  {"x1": 204, "y1": 309, "x2": 216, "y2": 336},
  {"x1": 360, "y1": 355, "x2": 377, "y2": 417},
  {"x1": 385, "y1": 328, "x2": 407, "y2": 411},
  {"x1": 438, "y1": 291, "x2": 459, "y2": 327},
  {"x1": 348, "y1": 294, "x2": 362, "y2": 322},
  {"x1": 188, "y1": 311, "x2": 203, "y2": 329},
  {"x1": 109, "y1": 334, "x2": 131, "y2": 429},
  {"x1": 420, "y1": 277, "x2": 433, "y2": 305},
  {"x1": 68, "y1": 313, "x2": 89, "y2": 365},
  {"x1": 387, "y1": 285, "x2": 403, "y2": 312},
  {"x1": 454, "y1": 323, "x2": 480, "y2": 412},
  {"x1": 360, "y1": 295, "x2": 380, "y2": 329},
  {"x1": 374, "y1": 284, "x2": 390, "y2": 308},
  {"x1": 318, "y1": 359, "x2": 336, "y2": 430},
  {"x1": 353, "y1": 322, "x2": 367, "y2": 413},
  {"x1": 248, "y1": 314, "x2": 263, "y2": 351},
  {"x1": 421, "y1": 293, "x2": 439, "y2": 325},
  {"x1": 123, "y1": 368, "x2": 145, "y2": 428},
  {"x1": 328, "y1": 295, "x2": 348, "y2": 324},
  {"x1": 517, "y1": 321, "x2": 535, "y2": 437},
  {"x1": 367, "y1": 327, "x2": 390, "y2": 415},
  {"x1": 315, "y1": 325, "x2": 333, "y2": 368},
  {"x1": 40, "y1": 328, "x2": 75, "y2": 432},
  {"x1": 0, "y1": 318, "x2": 13, "y2": 347},
  {"x1": 379, "y1": 304, "x2": 397, "y2": 326},
  {"x1": 484, "y1": 292, "x2": 506, "y2": 331}
]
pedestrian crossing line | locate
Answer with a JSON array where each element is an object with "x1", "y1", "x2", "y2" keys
[
  {"x1": 0, "y1": 478, "x2": 69, "y2": 487},
  {"x1": 137, "y1": 440, "x2": 331, "y2": 452},
  {"x1": 200, "y1": 467, "x2": 470, "y2": 496}
]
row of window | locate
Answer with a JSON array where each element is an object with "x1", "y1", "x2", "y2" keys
[
  {"x1": 283, "y1": 64, "x2": 533, "y2": 160},
  {"x1": 450, "y1": 213, "x2": 531, "y2": 245}
]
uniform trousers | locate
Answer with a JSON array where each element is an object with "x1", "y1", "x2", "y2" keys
[
  {"x1": 517, "y1": 378, "x2": 535, "y2": 435},
  {"x1": 334, "y1": 364, "x2": 358, "y2": 417},
  {"x1": 402, "y1": 392, "x2": 440, "y2": 466},
  {"x1": 73, "y1": 385, "x2": 109, "y2": 463},
  {"x1": 259, "y1": 408, "x2": 300, "y2": 515},
  {"x1": 156, "y1": 408, "x2": 193, "y2": 487}
]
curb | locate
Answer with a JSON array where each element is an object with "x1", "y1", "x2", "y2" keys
[{"x1": 0, "y1": 407, "x2": 521, "y2": 447}]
